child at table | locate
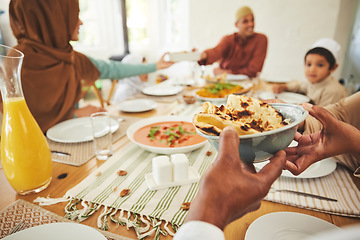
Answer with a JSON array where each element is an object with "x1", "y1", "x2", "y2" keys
[{"x1": 272, "y1": 38, "x2": 348, "y2": 106}]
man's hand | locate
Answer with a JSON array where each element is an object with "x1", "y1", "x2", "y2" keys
[
  {"x1": 184, "y1": 127, "x2": 286, "y2": 230},
  {"x1": 156, "y1": 52, "x2": 174, "y2": 70}
]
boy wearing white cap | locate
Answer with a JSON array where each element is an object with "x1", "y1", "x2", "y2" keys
[
  {"x1": 273, "y1": 38, "x2": 348, "y2": 107},
  {"x1": 198, "y1": 6, "x2": 268, "y2": 78}
]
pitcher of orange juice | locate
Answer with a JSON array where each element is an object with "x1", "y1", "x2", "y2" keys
[{"x1": 0, "y1": 44, "x2": 52, "y2": 195}]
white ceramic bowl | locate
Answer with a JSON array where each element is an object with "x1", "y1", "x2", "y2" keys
[
  {"x1": 127, "y1": 116, "x2": 207, "y2": 154},
  {"x1": 196, "y1": 103, "x2": 308, "y2": 163}
]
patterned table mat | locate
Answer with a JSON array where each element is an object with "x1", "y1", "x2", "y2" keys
[
  {"x1": 47, "y1": 116, "x2": 141, "y2": 166},
  {"x1": 264, "y1": 164, "x2": 360, "y2": 218},
  {"x1": 0, "y1": 199, "x2": 131, "y2": 240}
]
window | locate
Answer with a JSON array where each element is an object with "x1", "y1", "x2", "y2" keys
[
  {"x1": 126, "y1": 0, "x2": 190, "y2": 59},
  {"x1": 73, "y1": 0, "x2": 189, "y2": 61},
  {"x1": 126, "y1": 0, "x2": 149, "y2": 52},
  {"x1": 72, "y1": 0, "x2": 125, "y2": 60}
]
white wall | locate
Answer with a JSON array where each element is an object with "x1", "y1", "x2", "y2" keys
[
  {"x1": 188, "y1": 0, "x2": 357, "y2": 82},
  {"x1": 341, "y1": 1, "x2": 360, "y2": 93}
]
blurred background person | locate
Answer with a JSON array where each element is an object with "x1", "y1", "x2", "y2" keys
[
  {"x1": 273, "y1": 38, "x2": 348, "y2": 106},
  {"x1": 197, "y1": 6, "x2": 267, "y2": 78}
]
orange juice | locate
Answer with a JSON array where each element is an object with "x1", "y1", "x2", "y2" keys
[{"x1": 1, "y1": 97, "x2": 52, "y2": 194}]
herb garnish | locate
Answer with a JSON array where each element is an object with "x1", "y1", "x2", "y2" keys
[
  {"x1": 147, "y1": 123, "x2": 196, "y2": 147},
  {"x1": 148, "y1": 126, "x2": 160, "y2": 140},
  {"x1": 206, "y1": 82, "x2": 236, "y2": 94}
]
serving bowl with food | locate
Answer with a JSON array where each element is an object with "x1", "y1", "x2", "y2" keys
[
  {"x1": 196, "y1": 82, "x2": 252, "y2": 102},
  {"x1": 127, "y1": 116, "x2": 207, "y2": 154},
  {"x1": 193, "y1": 94, "x2": 308, "y2": 163}
]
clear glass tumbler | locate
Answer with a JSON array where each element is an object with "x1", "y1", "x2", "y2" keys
[{"x1": 90, "y1": 112, "x2": 113, "y2": 160}]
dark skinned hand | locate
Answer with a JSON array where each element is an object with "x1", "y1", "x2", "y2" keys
[
  {"x1": 285, "y1": 103, "x2": 360, "y2": 175},
  {"x1": 184, "y1": 127, "x2": 286, "y2": 230}
]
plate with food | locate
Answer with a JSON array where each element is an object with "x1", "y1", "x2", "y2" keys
[
  {"x1": 195, "y1": 82, "x2": 252, "y2": 102},
  {"x1": 126, "y1": 116, "x2": 207, "y2": 154},
  {"x1": 245, "y1": 212, "x2": 340, "y2": 240}
]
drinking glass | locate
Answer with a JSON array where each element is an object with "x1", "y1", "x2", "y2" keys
[{"x1": 90, "y1": 112, "x2": 113, "y2": 160}]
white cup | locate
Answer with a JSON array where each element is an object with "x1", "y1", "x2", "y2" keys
[{"x1": 90, "y1": 112, "x2": 113, "y2": 160}]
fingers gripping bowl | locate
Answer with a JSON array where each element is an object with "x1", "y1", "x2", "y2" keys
[{"x1": 193, "y1": 95, "x2": 308, "y2": 163}]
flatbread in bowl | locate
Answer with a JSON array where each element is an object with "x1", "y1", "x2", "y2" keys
[
  {"x1": 193, "y1": 94, "x2": 308, "y2": 163},
  {"x1": 193, "y1": 94, "x2": 290, "y2": 136}
]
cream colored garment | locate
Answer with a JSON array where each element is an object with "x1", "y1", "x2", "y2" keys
[
  {"x1": 286, "y1": 75, "x2": 348, "y2": 107},
  {"x1": 304, "y1": 92, "x2": 360, "y2": 177},
  {"x1": 112, "y1": 54, "x2": 147, "y2": 102}
]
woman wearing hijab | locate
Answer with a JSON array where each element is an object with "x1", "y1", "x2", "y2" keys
[{"x1": 6, "y1": 0, "x2": 173, "y2": 132}]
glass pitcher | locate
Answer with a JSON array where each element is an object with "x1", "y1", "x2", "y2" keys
[{"x1": 0, "y1": 44, "x2": 52, "y2": 195}]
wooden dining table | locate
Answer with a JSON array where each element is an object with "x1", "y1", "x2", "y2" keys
[{"x1": 1, "y1": 81, "x2": 360, "y2": 240}]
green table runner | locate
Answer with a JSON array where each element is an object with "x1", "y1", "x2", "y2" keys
[{"x1": 53, "y1": 141, "x2": 216, "y2": 239}]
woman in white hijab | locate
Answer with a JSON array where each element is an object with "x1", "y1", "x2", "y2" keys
[{"x1": 112, "y1": 53, "x2": 148, "y2": 102}]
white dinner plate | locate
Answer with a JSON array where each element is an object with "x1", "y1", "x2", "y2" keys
[
  {"x1": 245, "y1": 212, "x2": 341, "y2": 240},
  {"x1": 46, "y1": 117, "x2": 119, "y2": 143},
  {"x1": 263, "y1": 77, "x2": 291, "y2": 83},
  {"x1": 3, "y1": 222, "x2": 106, "y2": 240},
  {"x1": 142, "y1": 85, "x2": 183, "y2": 96},
  {"x1": 118, "y1": 99, "x2": 157, "y2": 113},
  {"x1": 226, "y1": 74, "x2": 249, "y2": 81},
  {"x1": 126, "y1": 115, "x2": 207, "y2": 154},
  {"x1": 255, "y1": 157, "x2": 337, "y2": 179},
  {"x1": 277, "y1": 92, "x2": 310, "y2": 104}
]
